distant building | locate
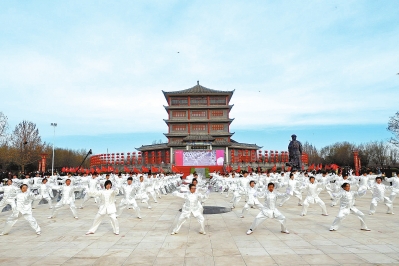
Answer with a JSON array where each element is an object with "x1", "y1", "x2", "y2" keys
[{"x1": 136, "y1": 81, "x2": 261, "y2": 173}]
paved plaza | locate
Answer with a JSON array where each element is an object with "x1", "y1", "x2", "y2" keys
[{"x1": 0, "y1": 188, "x2": 398, "y2": 266}]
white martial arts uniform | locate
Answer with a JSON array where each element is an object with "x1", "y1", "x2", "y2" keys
[
  {"x1": 301, "y1": 181, "x2": 328, "y2": 216},
  {"x1": 279, "y1": 178, "x2": 302, "y2": 206},
  {"x1": 0, "y1": 184, "x2": 18, "y2": 212},
  {"x1": 1, "y1": 191, "x2": 41, "y2": 235},
  {"x1": 117, "y1": 184, "x2": 141, "y2": 218},
  {"x1": 247, "y1": 190, "x2": 289, "y2": 234},
  {"x1": 330, "y1": 189, "x2": 369, "y2": 231},
  {"x1": 171, "y1": 190, "x2": 208, "y2": 235},
  {"x1": 240, "y1": 187, "x2": 263, "y2": 217},
  {"x1": 369, "y1": 183, "x2": 393, "y2": 215},
  {"x1": 87, "y1": 188, "x2": 120, "y2": 235},
  {"x1": 49, "y1": 184, "x2": 80, "y2": 218}
]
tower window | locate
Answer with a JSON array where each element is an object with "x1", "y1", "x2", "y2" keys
[
  {"x1": 211, "y1": 110, "x2": 224, "y2": 117},
  {"x1": 191, "y1": 111, "x2": 206, "y2": 117},
  {"x1": 192, "y1": 124, "x2": 206, "y2": 131},
  {"x1": 172, "y1": 125, "x2": 186, "y2": 131},
  {"x1": 172, "y1": 111, "x2": 186, "y2": 117},
  {"x1": 211, "y1": 124, "x2": 224, "y2": 131}
]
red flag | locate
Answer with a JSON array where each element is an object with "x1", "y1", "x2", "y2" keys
[
  {"x1": 115, "y1": 168, "x2": 119, "y2": 174},
  {"x1": 172, "y1": 165, "x2": 180, "y2": 173},
  {"x1": 124, "y1": 166, "x2": 130, "y2": 172},
  {"x1": 237, "y1": 165, "x2": 241, "y2": 172},
  {"x1": 247, "y1": 166, "x2": 252, "y2": 173},
  {"x1": 133, "y1": 167, "x2": 140, "y2": 173},
  {"x1": 271, "y1": 165, "x2": 277, "y2": 172}
]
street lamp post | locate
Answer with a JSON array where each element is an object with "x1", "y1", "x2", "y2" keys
[{"x1": 51, "y1": 123, "x2": 57, "y2": 176}]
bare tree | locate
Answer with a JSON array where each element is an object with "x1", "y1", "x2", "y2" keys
[
  {"x1": 9, "y1": 121, "x2": 44, "y2": 173},
  {"x1": 388, "y1": 111, "x2": 399, "y2": 147},
  {"x1": 302, "y1": 141, "x2": 322, "y2": 164},
  {"x1": 0, "y1": 112, "x2": 8, "y2": 145}
]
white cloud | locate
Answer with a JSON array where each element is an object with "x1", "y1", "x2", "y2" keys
[{"x1": 0, "y1": 1, "x2": 398, "y2": 139}]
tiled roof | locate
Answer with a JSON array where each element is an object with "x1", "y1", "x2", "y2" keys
[
  {"x1": 163, "y1": 81, "x2": 234, "y2": 96},
  {"x1": 183, "y1": 135, "x2": 215, "y2": 141}
]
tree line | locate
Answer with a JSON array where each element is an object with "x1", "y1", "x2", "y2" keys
[
  {"x1": 302, "y1": 141, "x2": 398, "y2": 168},
  {"x1": 0, "y1": 112, "x2": 89, "y2": 175}
]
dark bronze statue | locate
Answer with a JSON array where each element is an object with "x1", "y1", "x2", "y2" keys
[{"x1": 288, "y1": 134, "x2": 303, "y2": 171}]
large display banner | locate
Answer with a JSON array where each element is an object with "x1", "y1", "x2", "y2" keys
[{"x1": 175, "y1": 150, "x2": 224, "y2": 166}]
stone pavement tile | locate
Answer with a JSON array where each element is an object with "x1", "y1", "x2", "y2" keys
[
  {"x1": 242, "y1": 255, "x2": 277, "y2": 265},
  {"x1": 123, "y1": 255, "x2": 156, "y2": 265},
  {"x1": 210, "y1": 240, "x2": 237, "y2": 249},
  {"x1": 386, "y1": 252, "x2": 399, "y2": 260},
  {"x1": 186, "y1": 240, "x2": 212, "y2": 249},
  {"x1": 130, "y1": 247, "x2": 160, "y2": 257},
  {"x1": 140, "y1": 236, "x2": 166, "y2": 243},
  {"x1": 73, "y1": 248, "x2": 108, "y2": 258},
  {"x1": 62, "y1": 257, "x2": 98, "y2": 265},
  {"x1": 48, "y1": 247, "x2": 84, "y2": 258},
  {"x1": 344, "y1": 244, "x2": 376, "y2": 254},
  {"x1": 316, "y1": 245, "x2": 352, "y2": 254},
  {"x1": 61, "y1": 241, "x2": 95, "y2": 249},
  {"x1": 238, "y1": 247, "x2": 269, "y2": 256},
  {"x1": 328, "y1": 238, "x2": 359, "y2": 246},
  {"x1": 30, "y1": 256, "x2": 71, "y2": 266},
  {"x1": 212, "y1": 248, "x2": 241, "y2": 257},
  {"x1": 135, "y1": 241, "x2": 163, "y2": 250},
  {"x1": 271, "y1": 254, "x2": 310, "y2": 265},
  {"x1": 2, "y1": 257, "x2": 44, "y2": 266},
  {"x1": 309, "y1": 239, "x2": 335, "y2": 246},
  {"x1": 356, "y1": 253, "x2": 399, "y2": 264},
  {"x1": 185, "y1": 248, "x2": 213, "y2": 257},
  {"x1": 101, "y1": 248, "x2": 133, "y2": 258},
  {"x1": 87, "y1": 240, "x2": 118, "y2": 249},
  {"x1": 349, "y1": 237, "x2": 386, "y2": 245},
  {"x1": 184, "y1": 256, "x2": 215, "y2": 266},
  {"x1": 264, "y1": 246, "x2": 296, "y2": 255},
  {"x1": 258, "y1": 239, "x2": 288, "y2": 248},
  {"x1": 366, "y1": 244, "x2": 397, "y2": 253},
  {"x1": 213, "y1": 255, "x2": 246, "y2": 266},
  {"x1": 300, "y1": 254, "x2": 340, "y2": 265},
  {"x1": 294, "y1": 248, "x2": 324, "y2": 255},
  {"x1": 153, "y1": 257, "x2": 185, "y2": 266},
  {"x1": 157, "y1": 248, "x2": 186, "y2": 258},
  {"x1": 284, "y1": 240, "x2": 314, "y2": 247},
  {"x1": 161, "y1": 241, "x2": 187, "y2": 249},
  {"x1": 93, "y1": 257, "x2": 128, "y2": 266},
  {"x1": 234, "y1": 240, "x2": 263, "y2": 249},
  {"x1": 326, "y1": 253, "x2": 368, "y2": 264}
]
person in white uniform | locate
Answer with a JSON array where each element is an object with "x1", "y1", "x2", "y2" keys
[
  {"x1": 246, "y1": 182, "x2": 289, "y2": 235},
  {"x1": 0, "y1": 184, "x2": 41, "y2": 235},
  {"x1": 116, "y1": 177, "x2": 141, "y2": 219},
  {"x1": 80, "y1": 174, "x2": 100, "y2": 209},
  {"x1": 329, "y1": 182, "x2": 370, "y2": 231},
  {"x1": 369, "y1": 176, "x2": 393, "y2": 215},
  {"x1": 171, "y1": 184, "x2": 209, "y2": 235},
  {"x1": 279, "y1": 173, "x2": 303, "y2": 207},
  {"x1": 0, "y1": 179, "x2": 18, "y2": 213},
  {"x1": 240, "y1": 181, "x2": 263, "y2": 218},
  {"x1": 86, "y1": 180, "x2": 120, "y2": 235},
  {"x1": 34, "y1": 178, "x2": 54, "y2": 209},
  {"x1": 301, "y1": 176, "x2": 328, "y2": 216},
  {"x1": 385, "y1": 174, "x2": 399, "y2": 213},
  {"x1": 48, "y1": 179, "x2": 80, "y2": 219}
]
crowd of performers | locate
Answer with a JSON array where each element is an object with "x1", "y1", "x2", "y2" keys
[{"x1": 0, "y1": 169, "x2": 398, "y2": 236}]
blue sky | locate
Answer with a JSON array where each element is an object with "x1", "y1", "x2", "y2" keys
[{"x1": 0, "y1": 1, "x2": 398, "y2": 154}]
